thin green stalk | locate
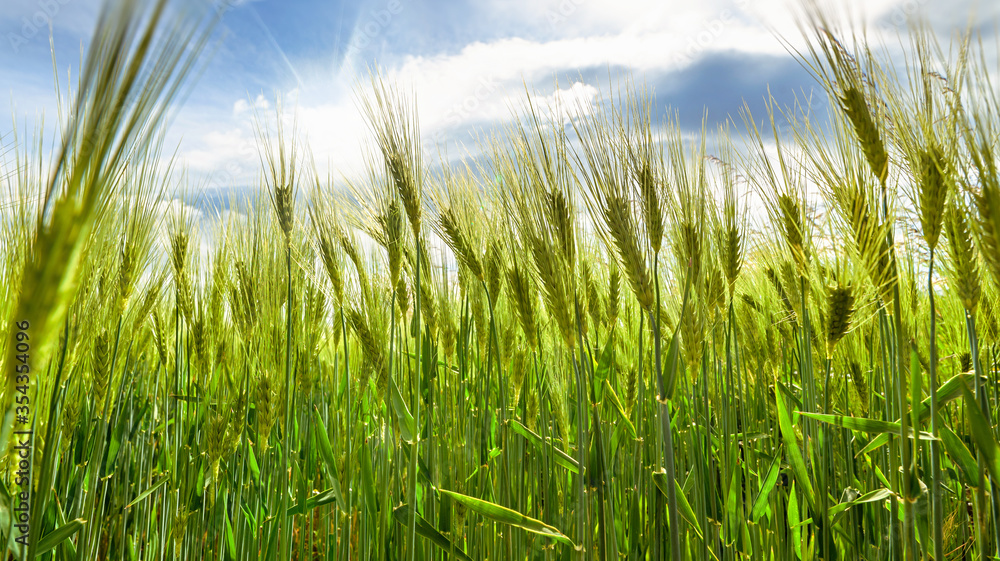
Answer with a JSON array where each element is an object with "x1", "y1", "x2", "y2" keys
[
  {"x1": 567, "y1": 348, "x2": 588, "y2": 556},
  {"x1": 651, "y1": 252, "x2": 686, "y2": 561},
  {"x1": 341, "y1": 306, "x2": 352, "y2": 561},
  {"x1": 891, "y1": 287, "x2": 915, "y2": 561},
  {"x1": 408, "y1": 235, "x2": 422, "y2": 561},
  {"x1": 928, "y1": 248, "x2": 944, "y2": 561},
  {"x1": 277, "y1": 245, "x2": 295, "y2": 561}
]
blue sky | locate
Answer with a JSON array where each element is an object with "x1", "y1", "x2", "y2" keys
[{"x1": 2, "y1": 0, "x2": 996, "y2": 203}]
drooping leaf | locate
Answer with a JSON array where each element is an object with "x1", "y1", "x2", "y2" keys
[
  {"x1": 959, "y1": 382, "x2": 1000, "y2": 485},
  {"x1": 788, "y1": 482, "x2": 803, "y2": 560},
  {"x1": 777, "y1": 383, "x2": 816, "y2": 510},
  {"x1": 603, "y1": 380, "x2": 637, "y2": 440},
  {"x1": 389, "y1": 375, "x2": 416, "y2": 443},
  {"x1": 652, "y1": 470, "x2": 702, "y2": 539},
  {"x1": 287, "y1": 488, "x2": 340, "y2": 516},
  {"x1": 856, "y1": 372, "x2": 972, "y2": 456},
  {"x1": 36, "y1": 518, "x2": 86, "y2": 557},
  {"x1": 311, "y1": 407, "x2": 345, "y2": 508},
  {"x1": 393, "y1": 504, "x2": 473, "y2": 561},
  {"x1": 939, "y1": 425, "x2": 978, "y2": 485},
  {"x1": 752, "y1": 454, "x2": 781, "y2": 523},
  {"x1": 594, "y1": 335, "x2": 614, "y2": 383},
  {"x1": 124, "y1": 478, "x2": 167, "y2": 510},
  {"x1": 508, "y1": 419, "x2": 579, "y2": 474},
  {"x1": 829, "y1": 488, "x2": 893, "y2": 525},
  {"x1": 437, "y1": 488, "x2": 574, "y2": 546},
  {"x1": 799, "y1": 412, "x2": 935, "y2": 440},
  {"x1": 359, "y1": 444, "x2": 378, "y2": 516}
]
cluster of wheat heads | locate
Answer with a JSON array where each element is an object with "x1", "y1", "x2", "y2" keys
[{"x1": 7, "y1": 1, "x2": 1000, "y2": 560}]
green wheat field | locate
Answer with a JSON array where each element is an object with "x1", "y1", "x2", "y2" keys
[{"x1": 3, "y1": 0, "x2": 1000, "y2": 559}]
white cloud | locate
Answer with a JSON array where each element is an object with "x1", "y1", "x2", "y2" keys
[
  {"x1": 287, "y1": 20, "x2": 781, "y2": 178},
  {"x1": 167, "y1": 0, "x2": 974, "y2": 193},
  {"x1": 181, "y1": 127, "x2": 255, "y2": 173},
  {"x1": 233, "y1": 93, "x2": 272, "y2": 118},
  {"x1": 537, "y1": 81, "x2": 599, "y2": 120}
]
